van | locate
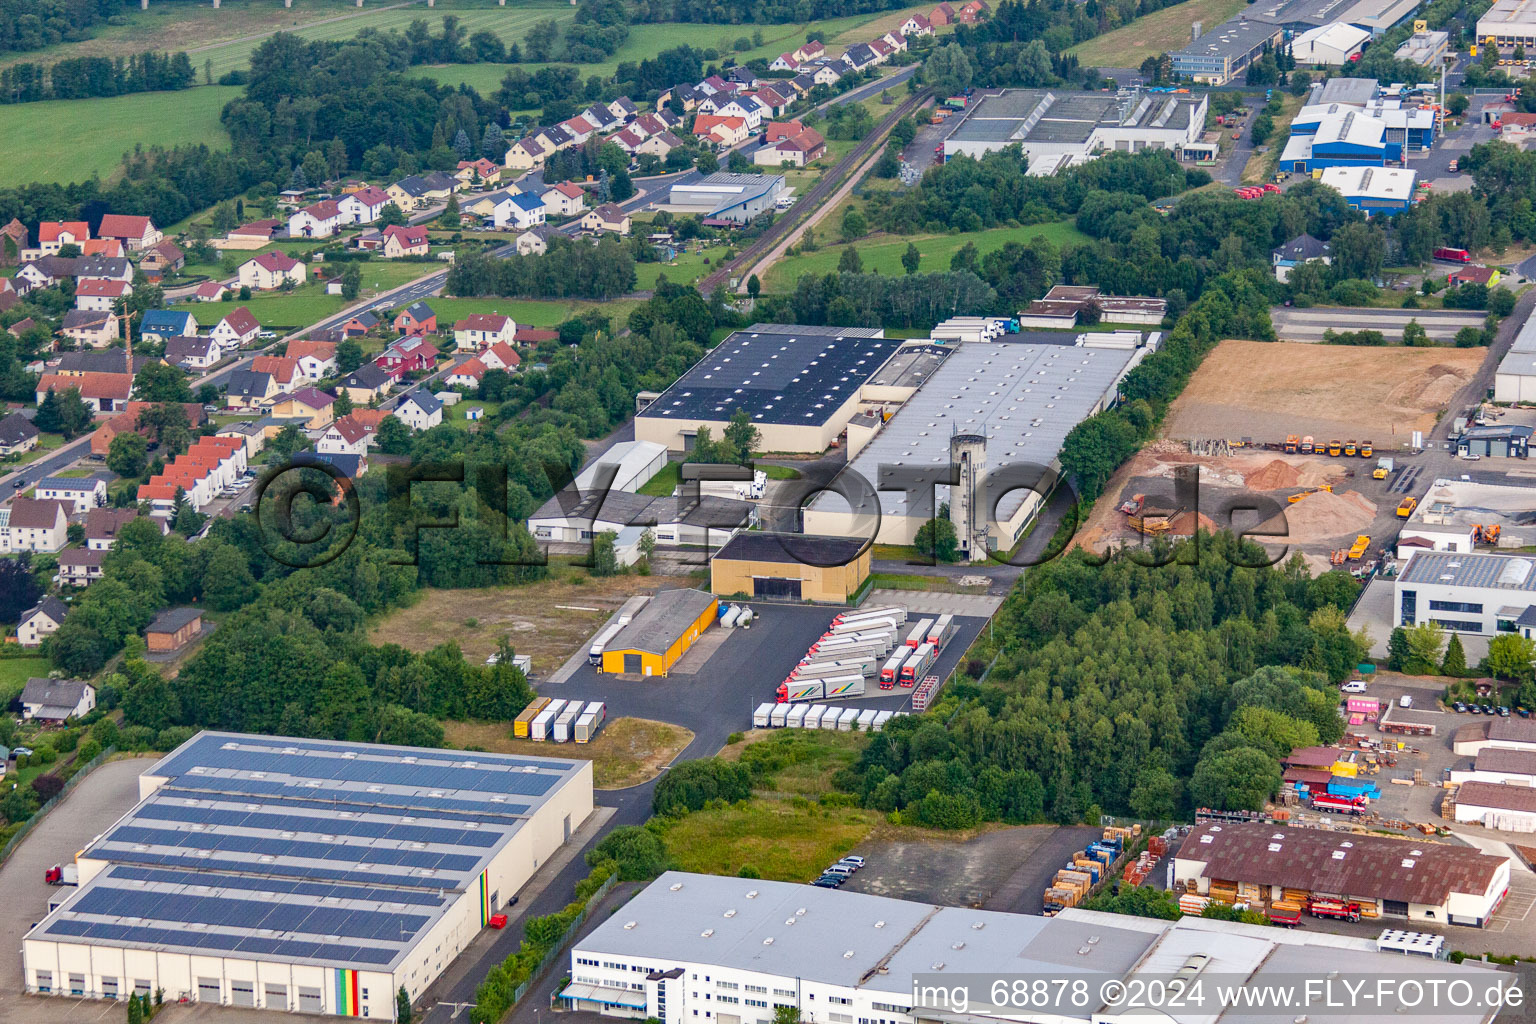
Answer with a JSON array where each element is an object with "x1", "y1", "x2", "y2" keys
[
  {"x1": 1342, "y1": 680, "x2": 1368, "y2": 694},
  {"x1": 823, "y1": 864, "x2": 854, "y2": 877},
  {"x1": 1399, "y1": 694, "x2": 1413, "y2": 708}
]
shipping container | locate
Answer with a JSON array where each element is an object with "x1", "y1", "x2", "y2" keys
[
  {"x1": 880, "y1": 650, "x2": 910, "y2": 686},
  {"x1": 822, "y1": 675, "x2": 866, "y2": 699},
  {"x1": 531, "y1": 699, "x2": 568, "y2": 741},
  {"x1": 553, "y1": 706, "x2": 581, "y2": 743},
  {"x1": 820, "y1": 706, "x2": 843, "y2": 730},
  {"x1": 514, "y1": 696, "x2": 551, "y2": 738},
  {"x1": 927, "y1": 613, "x2": 956, "y2": 650},
  {"x1": 753, "y1": 702, "x2": 774, "y2": 728},
  {"x1": 575, "y1": 713, "x2": 599, "y2": 743},
  {"x1": 837, "y1": 707, "x2": 860, "y2": 731},
  {"x1": 900, "y1": 642, "x2": 937, "y2": 683},
  {"x1": 792, "y1": 658, "x2": 877, "y2": 680},
  {"x1": 826, "y1": 615, "x2": 898, "y2": 637},
  {"x1": 857, "y1": 709, "x2": 878, "y2": 732},
  {"x1": 771, "y1": 704, "x2": 790, "y2": 728},
  {"x1": 802, "y1": 705, "x2": 827, "y2": 729},
  {"x1": 809, "y1": 640, "x2": 894, "y2": 662},
  {"x1": 786, "y1": 704, "x2": 809, "y2": 728},
  {"x1": 906, "y1": 619, "x2": 934, "y2": 648},
  {"x1": 872, "y1": 710, "x2": 894, "y2": 732}
]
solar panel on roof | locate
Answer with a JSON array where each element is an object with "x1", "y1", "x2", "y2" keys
[
  {"x1": 107, "y1": 865, "x2": 447, "y2": 907},
  {"x1": 157, "y1": 780, "x2": 533, "y2": 820},
  {"x1": 100, "y1": 849, "x2": 458, "y2": 890},
  {"x1": 44, "y1": 919, "x2": 398, "y2": 966},
  {"x1": 72, "y1": 886, "x2": 431, "y2": 941},
  {"x1": 105, "y1": 825, "x2": 482, "y2": 873},
  {"x1": 135, "y1": 802, "x2": 500, "y2": 849}
]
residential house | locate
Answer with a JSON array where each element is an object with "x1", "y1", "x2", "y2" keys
[
  {"x1": 466, "y1": 190, "x2": 522, "y2": 229},
  {"x1": 801, "y1": 40, "x2": 826, "y2": 61},
  {"x1": 444, "y1": 356, "x2": 490, "y2": 389},
  {"x1": 15, "y1": 255, "x2": 73, "y2": 293},
  {"x1": 380, "y1": 224, "x2": 430, "y2": 258},
  {"x1": 788, "y1": 74, "x2": 817, "y2": 95},
  {"x1": 0, "y1": 411, "x2": 40, "y2": 456},
  {"x1": 73, "y1": 279, "x2": 130, "y2": 312},
  {"x1": 636, "y1": 131, "x2": 684, "y2": 159},
  {"x1": 96, "y1": 214, "x2": 162, "y2": 251},
  {"x1": 252, "y1": 355, "x2": 303, "y2": 393},
  {"x1": 611, "y1": 128, "x2": 647, "y2": 153},
  {"x1": 1271, "y1": 234, "x2": 1332, "y2": 282},
  {"x1": 163, "y1": 336, "x2": 220, "y2": 371},
  {"x1": 376, "y1": 335, "x2": 436, "y2": 377},
  {"x1": 36, "y1": 474, "x2": 106, "y2": 512},
  {"x1": 340, "y1": 311, "x2": 380, "y2": 338},
  {"x1": 536, "y1": 125, "x2": 575, "y2": 152},
  {"x1": 20, "y1": 678, "x2": 95, "y2": 722},
  {"x1": 287, "y1": 199, "x2": 342, "y2": 239},
  {"x1": 542, "y1": 182, "x2": 588, "y2": 218},
  {"x1": 317, "y1": 415, "x2": 375, "y2": 457},
  {"x1": 456, "y1": 158, "x2": 503, "y2": 187},
  {"x1": 224, "y1": 368, "x2": 277, "y2": 411},
  {"x1": 47, "y1": 349, "x2": 143, "y2": 376},
  {"x1": 580, "y1": 204, "x2": 632, "y2": 236},
  {"x1": 609, "y1": 96, "x2": 639, "y2": 121},
  {"x1": 214, "y1": 418, "x2": 275, "y2": 458},
  {"x1": 59, "y1": 309, "x2": 121, "y2": 348},
  {"x1": 870, "y1": 38, "x2": 896, "y2": 62},
  {"x1": 755, "y1": 128, "x2": 826, "y2": 167},
  {"x1": 193, "y1": 281, "x2": 228, "y2": 302},
  {"x1": 508, "y1": 193, "x2": 547, "y2": 230},
  {"x1": 842, "y1": 43, "x2": 879, "y2": 70},
  {"x1": 337, "y1": 185, "x2": 392, "y2": 224},
  {"x1": 753, "y1": 86, "x2": 792, "y2": 116},
  {"x1": 764, "y1": 120, "x2": 806, "y2": 143},
  {"x1": 929, "y1": 1, "x2": 956, "y2": 25},
  {"x1": 633, "y1": 112, "x2": 671, "y2": 136},
  {"x1": 4, "y1": 316, "x2": 35, "y2": 336},
  {"x1": 718, "y1": 96, "x2": 768, "y2": 130},
  {"x1": 3, "y1": 498, "x2": 67, "y2": 552},
  {"x1": 811, "y1": 64, "x2": 842, "y2": 87},
  {"x1": 562, "y1": 116, "x2": 598, "y2": 145},
  {"x1": 0, "y1": 277, "x2": 16, "y2": 312},
  {"x1": 583, "y1": 104, "x2": 619, "y2": 131},
  {"x1": 336, "y1": 363, "x2": 393, "y2": 405},
  {"x1": 1449, "y1": 265, "x2": 1502, "y2": 289},
  {"x1": 16, "y1": 597, "x2": 66, "y2": 648},
  {"x1": 88, "y1": 401, "x2": 205, "y2": 458},
  {"x1": 284, "y1": 339, "x2": 337, "y2": 380},
  {"x1": 770, "y1": 51, "x2": 801, "y2": 71},
  {"x1": 36, "y1": 371, "x2": 131, "y2": 413},
  {"x1": 882, "y1": 31, "x2": 909, "y2": 52},
  {"x1": 76, "y1": 255, "x2": 132, "y2": 284},
  {"x1": 138, "y1": 310, "x2": 198, "y2": 344},
  {"x1": 0, "y1": 217, "x2": 27, "y2": 263},
  {"x1": 137, "y1": 436, "x2": 247, "y2": 516},
  {"x1": 958, "y1": 0, "x2": 988, "y2": 22},
  {"x1": 58, "y1": 547, "x2": 107, "y2": 587},
  {"x1": 79, "y1": 238, "x2": 124, "y2": 258},
  {"x1": 504, "y1": 136, "x2": 548, "y2": 171},
  {"x1": 453, "y1": 314, "x2": 517, "y2": 350},
  {"x1": 239, "y1": 252, "x2": 306, "y2": 291},
  {"x1": 393, "y1": 301, "x2": 438, "y2": 337},
  {"x1": 85, "y1": 507, "x2": 149, "y2": 550},
  {"x1": 695, "y1": 115, "x2": 750, "y2": 147},
  {"x1": 211, "y1": 307, "x2": 261, "y2": 350},
  {"x1": 37, "y1": 221, "x2": 90, "y2": 256},
  {"x1": 394, "y1": 390, "x2": 444, "y2": 431},
  {"x1": 270, "y1": 387, "x2": 337, "y2": 429},
  {"x1": 514, "y1": 327, "x2": 559, "y2": 345},
  {"x1": 481, "y1": 341, "x2": 520, "y2": 372},
  {"x1": 900, "y1": 13, "x2": 934, "y2": 35},
  {"x1": 386, "y1": 173, "x2": 454, "y2": 211},
  {"x1": 516, "y1": 224, "x2": 559, "y2": 256}
]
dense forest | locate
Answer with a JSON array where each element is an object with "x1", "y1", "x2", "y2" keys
[
  {"x1": 834, "y1": 534, "x2": 1364, "y2": 827},
  {"x1": 446, "y1": 237, "x2": 639, "y2": 301},
  {"x1": 0, "y1": 0, "x2": 118, "y2": 56},
  {"x1": 0, "y1": 50, "x2": 195, "y2": 104}
]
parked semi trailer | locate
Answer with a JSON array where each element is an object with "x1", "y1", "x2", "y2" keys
[{"x1": 777, "y1": 675, "x2": 866, "y2": 702}]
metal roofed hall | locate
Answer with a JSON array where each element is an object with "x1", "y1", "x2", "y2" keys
[
  {"x1": 814, "y1": 340, "x2": 1139, "y2": 522},
  {"x1": 146, "y1": 606, "x2": 204, "y2": 635},
  {"x1": 573, "y1": 872, "x2": 1159, "y2": 996},
  {"x1": 604, "y1": 588, "x2": 718, "y2": 658},
  {"x1": 867, "y1": 344, "x2": 950, "y2": 388},
  {"x1": 28, "y1": 731, "x2": 591, "y2": 974},
  {"x1": 713, "y1": 531, "x2": 867, "y2": 566},
  {"x1": 1397, "y1": 551, "x2": 1536, "y2": 592}
]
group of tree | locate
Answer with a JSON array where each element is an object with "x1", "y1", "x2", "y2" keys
[
  {"x1": 445, "y1": 237, "x2": 638, "y2": 301},
  {"x1": 832, "y1": 533, "x2": 1367, "y2": 828},
  {"x1": 0, "y1": 51, "x2": 195, "y2": 104},
  {"x1": 769, "y1": 269, "x2": 998, "y2": 329},
  {"x1": 0, "y1": 0, "x2": 119, "y2": 56}
]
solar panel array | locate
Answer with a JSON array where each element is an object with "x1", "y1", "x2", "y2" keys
[{"x1": 33, "y1": 732, "x2": 589, "y2": 971}]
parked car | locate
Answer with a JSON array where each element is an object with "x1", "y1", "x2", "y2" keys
[
  {"x1": 1453, "y1": 701, "x2": 1467, "y2": 712},
  {"x1": 1469, "y1": 703, "x2": 1483, "y2": 714},
  {"x1": 1341, "y1": 680, "x2": 1368, "y2": 694},
  {"x1": 1482, "y1": 703, "x2": 1496, "y2": 715},
  {"x1": 839, "y1": 855, "x2": 866, "y2": 868},
  {"x1": 1499, "y1": 706, "x2": 1511, "y2": 717},
  {"x1": 12, "y1": 746, "x2": 34, "y2": 758},
  {"x1": 811, "y1": 875, "x2": 843, "y2": 888},
  {"x1": 823, "y1": 864, "x2": 854, "y2": 877}
]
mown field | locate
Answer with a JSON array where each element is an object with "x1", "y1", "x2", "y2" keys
[
  {"x1": 763, "y1": 220, "x2": 1092, "y2": 291},
  {"x1": 1068, "y1": 0, "x2": 1250, "y2": 68},
  {"x1": 0, "y1": 86, "x2": 239, "y2": 188}
]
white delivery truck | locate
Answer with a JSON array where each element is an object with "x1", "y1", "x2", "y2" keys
[
  {"x1": 900, "y1": 642, "x2": 937, "y2": 685},
  {"x1": 753, "y1": 703, "x2": 775, "y2": 728},
  {"x1": 928, "y1": 614, "x2": 956, "y2": 650},
  {"x1": 588, "y1": 622, "x2": 624, "y2": 665},
  {"x1": 574, "y1": 701, "x2": 607, "y2": 743},
  {"x1": 880, "y1": 650, "x2": 910, "y2": 687}
]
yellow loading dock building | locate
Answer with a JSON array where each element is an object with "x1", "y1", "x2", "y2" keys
[
  {"x1": 600, "y1": 588, "x2": 719, "y2": 676},
  {"x1": 711, "y1": 532, "x2": 870, "y2": 602}
]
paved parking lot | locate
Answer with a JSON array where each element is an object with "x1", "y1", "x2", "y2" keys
[{"x1": 540, "y1": 604, "x2": 988, "y2": 754}]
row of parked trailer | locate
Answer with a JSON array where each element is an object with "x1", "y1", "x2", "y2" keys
[
  {"x1": 587, "y1": 596, "x2": 652, "y2": 665},
  {"x1": 752, "y1": 702, "x2": 906, "y2": 732},
  {"x1": 514, "y1": 697, "x2": 608, "y2": 743},
  {"x1": 776, "y1": 609, "x2": 959, "y2": 703}
]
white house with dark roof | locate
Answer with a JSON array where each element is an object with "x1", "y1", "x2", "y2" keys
[
  {"x1": 35, "y1": 475, "x2": 107, "y2": 513},
  {"x1": 17, "y1": 597, "x2": 67, "y2": 648},
  {"x1": 394, "y1": 391, "x2": 444, "y2": 431},
  {"x1": 20, "y1": 678, "x2": 95, "y2": 721},
  {"x1": 0, "y1": 411, "x2": 39, "y2": 456}
]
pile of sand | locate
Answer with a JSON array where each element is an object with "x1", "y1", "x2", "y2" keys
[
  {"x1": 1245, "y1": 459, "x2": 1303, "y2": 491},
  {"x1": 1168, "y1": 510, "x2": 1221, "y2": 536},
  {"x1": 1256, "y1": 489, "x2": 1377, "y2": 543}
]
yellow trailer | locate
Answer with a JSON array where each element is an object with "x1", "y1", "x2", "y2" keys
[{"x1": 514, "y1": 696, "x2": 551, "y2": 738}]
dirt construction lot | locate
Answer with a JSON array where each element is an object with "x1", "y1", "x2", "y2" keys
[
  {"x1": 368, "y1": 577, "x2": 684, "y2": 676},
  {"x1": 1162, "y1": 340, "x2": 1483, "y2": 444}
]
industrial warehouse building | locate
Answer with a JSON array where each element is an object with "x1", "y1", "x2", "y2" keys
[
  {"x1": 1450, "y1": 747, "x2": 1536, "y2": 786},
  {"x1": 941, "y1": 89, "x2": 1208, "y2": 164},
  {"x1": 635, "y1": 325, "x2": 904, "y2": 454},
  {"x1": 1452, "y1": 780, "x2": 1536, "y2": 832},
  {"x1": 573, "y1": 440, "x2": 669, "y2": 495},
  {"x1": 1174, "y1": 822, "x2": 1510, "y2": 926},
  {"x1": 23, "y1": 732, "x2": 594, "y2": 1019},
  {"x1": 1478, "y1": 0, "x2": 1536, "y2": 51},
  {"x1": 1397, "y1": 479, "x2": 1536, "y2": 555},
  {"x1": 710, "y1": 532, "x2": 870, "y2": 602},
  {"x1": 1318, "y1": 165, "x2": 1419, "y2": 216},
  {"x1": 1495, "y1": 308, "x2": 1536, "y2": 402},
  {"x1": 665, "y1": 174, "x2": 785, "y2": 225},
  {"x1": 1171, "y1": 20, "x2": 1284, "y2": 84},
  {"x1": 600, "y1": 588, "x2": 718, "y2": 675},
  {"x1": 1454, "y1": 717, "x2": 1536, "y2": 757},
  {"x1": 528, "y1": 488, "x2": 756, "y2": 548},
  {"x1": 803, "y1": 336, "x2": 1147, "y2": 551},
  {"x1": 564, "y1": 871, "x2": 1508, "y2": 1023},
  {"x1": 1292, "y1": 22, "x2": 1372, "y2": 63},
  {"x1": 1394, "y1": 550, "x2": 1536, "y2": 637}
]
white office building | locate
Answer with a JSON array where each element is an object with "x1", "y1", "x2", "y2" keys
[{"x1": 1394, "y1": 550, "x2": 1536, "y2": 637}]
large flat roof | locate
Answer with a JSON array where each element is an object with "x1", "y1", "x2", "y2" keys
[
  {"x1": 1397, "y1": 550, "x2": 1536, "y2": 592},
  {"x1": 606, "y1": 588, "x2": 716, "y2": 656},
  {"x1": 1497, "y1": 305, "x2": 1536, "y2": 379},
  {"x1": 32, "y1": 732, "x2": 588, "y2": 971},
  {"x1": 639, "y1": 324, "x2": 900, "y2": 427},
  {"x1": 948, "y1": 89, "x2": 1201, "y2": 147},
  {"x1": 814, "y1": 340, "x2": 1138, "y2": 520},
  {"x1": 1173, "y1": 18, "x2": 1282, "y2": 61}
]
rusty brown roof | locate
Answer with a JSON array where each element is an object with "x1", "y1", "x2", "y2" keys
[
  {"x1": 1180, "y1": 822, "x2": 1504, "y2": 905},
  {"x1": 1456, "y1": 781, "x2": 1536, "y2": 814},
  {"x1": 1281, "y1": 745, "x2": 1341, "y2": 768},
  {"x1": 1474, "y1": 748, "x2": 1536, "y2": 776}
]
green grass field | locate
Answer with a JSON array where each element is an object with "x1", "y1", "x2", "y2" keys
[
  {"x1": 0, "y1": 86, "x2": 239, "y2": 188},
  {"x1": 415, "y1": 295, "x2": 597, "y2": 328},
  {"x1": 1068, "y1": 0, "x2": 1250, "y2": 68},
  {"x1": 0, "y1": 658, "x2": 51, "y2": 704},
  {"x1": 764, "y1": 220, "x2": 1092, "y2": 291}
]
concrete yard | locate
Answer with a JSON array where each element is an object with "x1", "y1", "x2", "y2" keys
[
  {"x1": 1270, "y1": 307, "x2": 1488, "y2": 344},
  {"x1": 1162, "y1": 339, "x2": 1484, "y2": 445}
]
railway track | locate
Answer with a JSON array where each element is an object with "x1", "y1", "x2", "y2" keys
[{"x1": 698, "y1": 89, "x2": 930, "y2": 295}]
